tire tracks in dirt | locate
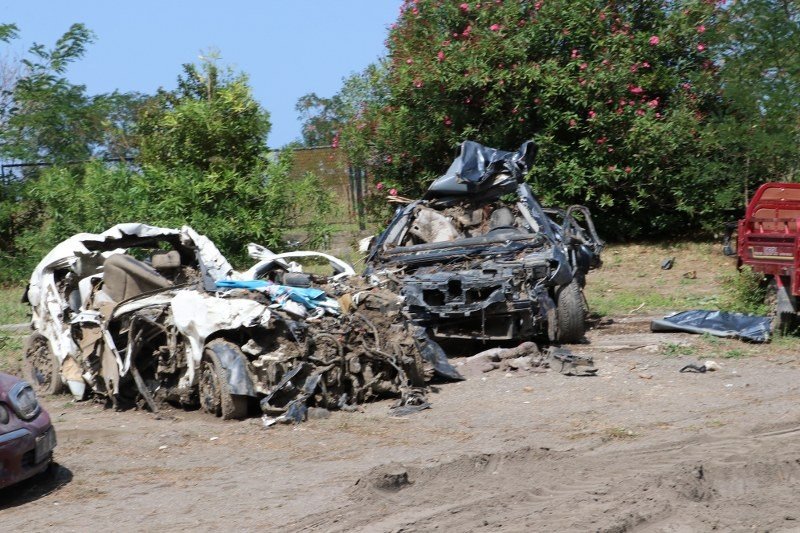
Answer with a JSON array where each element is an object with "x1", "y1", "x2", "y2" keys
[{"x1": 288, "y1": 417, "x2": 800, "y2": 532}]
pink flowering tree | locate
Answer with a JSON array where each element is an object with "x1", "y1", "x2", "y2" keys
[{"x1": 340, "y1": 0, "x2": 724, "y2": 237}]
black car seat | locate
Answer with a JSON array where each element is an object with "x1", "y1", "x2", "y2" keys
[{"x1": 102, "y1": 254, "x2": 173, "y2": 302}]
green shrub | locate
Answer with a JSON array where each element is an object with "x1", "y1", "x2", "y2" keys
[{"x1": 720, "y1": 265, "x2": 768, "y2": 315}]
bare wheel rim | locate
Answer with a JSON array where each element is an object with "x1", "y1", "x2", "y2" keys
[
  {"x1": 199, "y1": 361, "x2": 221, "y2": 415},
  {"x1": 28, "y1": 337, "x2": 53, "y2": 391}
]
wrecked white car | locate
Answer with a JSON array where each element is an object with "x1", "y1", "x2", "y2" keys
[
  {"x1": 365, "y1": 141, "x2": 603, "y2": 343},
  {"x1": 23, "y1": 224, "x2": 437, "y2": 421}
]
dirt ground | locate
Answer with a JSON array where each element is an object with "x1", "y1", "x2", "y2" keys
[
  {"x1": 3, "y1": 315, "x2": 800, "y2": 532},
  {"x1": 4, "y1": 242, "x2": 800, "y2": 531}
]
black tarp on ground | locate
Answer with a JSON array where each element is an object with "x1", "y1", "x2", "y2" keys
[{"x1": 650, "y1": 310, "x2": 772, "y2": 343}]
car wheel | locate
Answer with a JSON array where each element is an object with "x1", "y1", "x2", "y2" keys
[
  {"x1": 198, "y1": 341, "x2": 248, "y2": 420},
  {"x1": 23, "y1": 333, "x2": 64, "y2": 395},
  {"x1": 553, "y1": 279, "x2": 586, "y2": 344}
]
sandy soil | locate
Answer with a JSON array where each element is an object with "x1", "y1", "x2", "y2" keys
[{"x1": 2, "y1": 316, "x2": 800, "y2": 532}]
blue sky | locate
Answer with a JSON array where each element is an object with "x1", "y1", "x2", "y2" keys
[{"x1": 0, "y1": 1, "x2": 399, "y2": 147}]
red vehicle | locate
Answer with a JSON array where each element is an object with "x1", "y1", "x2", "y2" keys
[
  {"x1": 0, "y1": 373, "x2": 56, "y2": 489},
  {"x1": 725, "y1": 182, "x2": 800, "y2": 331}
]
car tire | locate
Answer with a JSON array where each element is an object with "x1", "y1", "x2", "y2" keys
[
  {"x1": 23, "y1": 333, "x2": 64, "y2": 395},
  {"x1": 198, "y1": 340, "x2": 249, "y2": 420},
  {"x1": 554, "y1": 279, "x2": 586, "y2": 344}
]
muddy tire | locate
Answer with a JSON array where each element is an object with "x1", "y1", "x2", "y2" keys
[
  {"x1": 23, "y1": 333, "x2": 63, "y2": 395},
  {"x1": 553, "y1": 279, "x2": 586, "y2": 344},
  {"x1": 198, "y1": 341, "x2": 249, "y2": 420}
]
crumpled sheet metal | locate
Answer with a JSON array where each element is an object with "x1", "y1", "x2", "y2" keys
[
  {"x1": 425, "y1": 140, "x2": 537, "y2": 197},
  {"x1": 171, "y1": 290, "x2": 271, "y2": 388},
  {"x1": 650, "y1": 310, "x2": 772, "y2": 343},
  {"x1": 241, "y1": 245, "x2": 356, "y2": 281},
  {"x1": 28, "y1": 223, "x2": 179, "y2": 309}
]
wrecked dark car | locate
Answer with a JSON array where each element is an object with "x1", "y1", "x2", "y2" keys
[
  {"x1": 365, "y1": 141, "x2": 603, "y2": 343},
  {"x1": 23, "y1": 224, "x2": 446, "y2": 422}
]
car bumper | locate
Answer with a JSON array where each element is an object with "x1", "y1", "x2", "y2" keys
[{"x1": 0, "y1": 424, "x2": 56, "y2": 489}]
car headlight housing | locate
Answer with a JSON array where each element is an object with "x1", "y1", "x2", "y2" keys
[{"x1": 8, "y1": 382, "x2": 40, "y2": 421}]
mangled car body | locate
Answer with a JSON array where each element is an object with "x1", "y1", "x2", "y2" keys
[
  {"x1": 365, "y1": 141, "x2": 603, "y2": 343},
  {"x1": 24, "y1": 224, "x2": 446, "y2": 421}
]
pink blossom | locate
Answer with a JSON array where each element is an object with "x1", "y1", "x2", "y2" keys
[
  {"x1": 413, "y1": 78, "x2": 423, "y2": 88},
  {"x1": 464, "y1": 96, "x2": 472, "y2": 104},
  {"x1": 697, "y1": 43, "x2": 706, "y2": 51},
  {"x1": 534, "y1": 1, "x2": 542, "y2": 9},
  {"x1": 389, "y1": 188, "x2": 398, "y2": 196},
  {"x1": 518, "y1": 117, "x2": 525, "y2": 123},
  {"x1": 607, "y1": 147, "x2": 614, "y2": 153},
  {"x1": 588, "y1": 110, "x2": 597, "y2": 119},
  {"x1": 579, "y1": 62, "x2": 588, "y2": 71},
  {"x1": 571, "y1": 49, "x2": 579, "y2": 59},
  {"x1": 608, "y1": 165, "x2": 617, "y2": 171},
  {"x1": 635, "y1": 109, "x2": 645, "y2": 116},
  {"x1": 682, "y1": 82, "x2": 692, "y2": 90},
  {"x1": 649, "y1": 35, "x2": 660, "y2": 46},
  {"x1": 629, "y1": 85, "x2": 644, "y2": 95},
  {"x1": 331, "y1": 134, "x2": 340, "y2": 149},
  {"x1": 655, "y1": 112, "x2": 662, "y2": 118},
  {"x1": 385, "y1": 155, "x2": 393, "y2": 164},
  {"x1": 406, "y1": 58, "x2": 413, "y2": 65},
  {"x1": 642, "y1": 61, "x2": 650, "y2": 68},
  {"x1": 534, "y1": 98, "x2": 542, "y2": 105},
  {"x1": 647, "y1": 98, "x2": 659, "y2": 108},
  {"x1": 444, "y1": 116, "x2": 453, "y2": 126},
  {"x1": 624, "y1": 166, "x2": 632, "y2": 174},
  {"x1": 569, "y1": 119, "x2": 577, "y2": 127},
  {"x1": 437, "y1": 51, "x2": 445, "y2": 61},
  {"x1": 697, "y1": 24, "x2": 706, "y2": 33},
  {"x1": 596, "y1": 137, "x2": 607, "y2": 145},
  {"x1": 376, "y1": 182, "x2": 385, "y2": 191},
  {"x1": 599, "y1": 11, "x2": 606, "y2": 21},
  {"x1": 630, "y1": 64, "x2": 638, "y2": 73},
  {"x1": 511, "y1": 107, "x2": 518, "y2": 114},
  {"x1": 490, "y1": 23, "x2": 501, "y2": 31},
  {"x1": 462, "y1": 25, "x2": 472, "y2": 37},
  {"x1": 459, "y1": 2, "x2": 469, "y2": 11}
]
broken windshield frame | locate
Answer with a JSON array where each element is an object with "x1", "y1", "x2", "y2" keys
[{"x1": 367, "y1": 182, "x2": 555, "y2": 265}]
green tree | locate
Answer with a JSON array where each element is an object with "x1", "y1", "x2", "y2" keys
[
  {"x1": 0, "y1": 23, "x2": 133, "y2": 163},
  {"x1": 136, "y1": 59, "x2": 270, "y2": 173},
  {"x1": 711, "y1": 0, "x2": 800, "y2": 210},
  {"x1": 340, "y1": 0, "x2": 725, "y2": 238},
  {"x1": 296, "y1": 92, "x2": 344, "y2": 146}
]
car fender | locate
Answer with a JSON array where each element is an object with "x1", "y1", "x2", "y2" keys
[
  {"x1": 547, "y1": 247, "x2": 574, "y2": 287},
  {"x1": 204, "y1": 340, "x2": 257, "y2": 398}
]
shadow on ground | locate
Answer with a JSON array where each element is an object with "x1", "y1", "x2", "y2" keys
[{"x1": 0, "y1": 463, "x2": 72, "y2": 509}]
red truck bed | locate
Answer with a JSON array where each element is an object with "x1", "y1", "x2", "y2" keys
[{"x1": 737, "y1": 182, "x2": 800, "y2": 298}]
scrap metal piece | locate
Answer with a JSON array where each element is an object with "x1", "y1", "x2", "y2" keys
[{"x1": 546, "y1": 347, "x2": 597, "y2": 376}]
